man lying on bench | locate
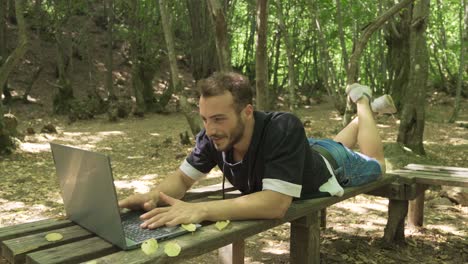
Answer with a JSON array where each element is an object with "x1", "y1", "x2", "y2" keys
[{"x1": 119, "y1": 71, "x2": 397, "y2": 229}]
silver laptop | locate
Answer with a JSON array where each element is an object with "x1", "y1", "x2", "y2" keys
[{"x1": 50, "y1": 143, "x2": 196, "y2": 250}]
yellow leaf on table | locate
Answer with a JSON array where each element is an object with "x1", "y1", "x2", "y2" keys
[
  {"x1": 215, "y1": 220, "x2": 230, "y2": 231},
  {"x1": 141, "y1": 238, "x2": 159, "y2": 255},
  {"x1": 164, "y1": 242, "x2": 181, "y2": 257},
  {"x1": 181, "y1": 223, "x2": 197, "y2": 232},
  {"x1": 85, "y1": 261, "x2": 97, "y2": 264},
  {"x1": 45, "y1": 233, "x2": 63, "y2": 241}
]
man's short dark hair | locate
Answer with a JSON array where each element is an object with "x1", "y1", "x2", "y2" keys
[{"x1": 197, "y1": 72, "x2": 253, "y2": 112}]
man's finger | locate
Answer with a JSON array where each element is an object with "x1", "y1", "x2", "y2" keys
[
  {"x1": 118, "y1": 198, "x2": 132, "y2": 209},
  {"x1": 159, "y1": 192, "x2": 177, "y2": 206},
  {"x1": 143, "y1": 200, "x2": 156, "y2": 211}
]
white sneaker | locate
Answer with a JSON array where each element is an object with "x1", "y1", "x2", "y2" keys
[
  {"x1": 345, "y1": 83, "x2": 372, "y2": 103},
  {"x1": 371, "y1": 94, "x2": 397, "y2": 114}
]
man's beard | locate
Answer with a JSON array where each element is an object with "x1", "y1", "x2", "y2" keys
[{"x1": 212, "y1": 117, "x2": 245, "y2": 152}]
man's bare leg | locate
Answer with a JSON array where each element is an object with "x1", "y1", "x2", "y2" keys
[
  {"x1": 334, "y1": 118, "x2": 359, "y2": 149},
  {"x1": 336, "y1": 83, "x2": 387, "y2": 173},
  {"x1": 355, "y1": 97, "x2": 386, "y2": 173}
]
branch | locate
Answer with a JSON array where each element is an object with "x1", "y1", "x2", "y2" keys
[{"x1": 347, "y1": 0, "x2": 415, "y2": 83}]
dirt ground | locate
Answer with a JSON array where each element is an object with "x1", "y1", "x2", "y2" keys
[{"x1": 1, "y1": 93, "x2": 467, "y2": 263}]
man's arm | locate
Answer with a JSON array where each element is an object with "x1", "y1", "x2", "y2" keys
[
  {"x1": 140, "y1": 189, "x2": 293, "y2": 229},
  {"x1": 118, "y1": 169, "x2": 196, "y2": 211}
]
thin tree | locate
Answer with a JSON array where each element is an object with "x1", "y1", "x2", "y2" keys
[
  {"x1": 105, "y1": 0, "x2": 115, "y2": 101},
  {"x1": 159, "y1": 0, "x2": 200, "y2": 136},
  {"x1": 206, "y1": 0, "x2": 232, "y2": 72},
  {"x1": 0, "y1": 0, "x2": 27, "y2": 153},
  {"x1": 449, "y1": 0, "x2": 467, "y2": 123},
  {"x1": 306, "y1": 0, "x2": 342, "y2": 113},
  {"x1": 255, "y1": 0, "x2": 269, "y2": 110},
  {"x1": 0, "y1": 0, "x2": 10, "y2": 103},
  {"x1": 336, "y1": 0, "x2": 349, "y2": 75},
  {"x1": 275, "y1": 1, "x2": 297, "y2": 111}
]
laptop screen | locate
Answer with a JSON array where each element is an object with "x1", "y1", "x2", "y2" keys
[{"x1": 50, "y1": 143, "x2": 127, "y2": 249}]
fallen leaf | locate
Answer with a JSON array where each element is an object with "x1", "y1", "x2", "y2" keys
[
  {"x1": 141, "y1": 238, "x2": 159, "y2": 255},
  {"x1": 164, "y1": 242, "x2": 181, "y2": 257},
  {"x1": 181, "y1": 223, "x2": 197, "y2": 232},
  {"x1": 215, "y1": 220, "x2": 230, "y2": 231},
  {"x1": 85, "y1": 261, "x2": 97, "y2": 264},
  {"x1": 45, "y1": 233, "x2": 63, "y2": 241}
]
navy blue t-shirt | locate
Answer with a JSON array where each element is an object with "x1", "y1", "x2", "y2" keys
[{"x1": 179, "y1": 111, "x2": 331, "y2": 199}]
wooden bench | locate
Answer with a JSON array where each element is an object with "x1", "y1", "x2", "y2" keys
[
  {"x1": 0, "y1": 175, "x2": 397, "y2": 264},
  {"x1": 372, "y1": 164, "x2": 468, "y2": 243}
]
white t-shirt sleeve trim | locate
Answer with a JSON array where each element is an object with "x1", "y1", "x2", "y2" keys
[
  {"x1": 318, "y1": 156, "x2": 344, "y2": 197},
  {"x1": 262, "y1": 178, "x2": 302, "y2": 198},
  {"x1": 179, "y1": 159, "x2": 207, "y2": 181}
]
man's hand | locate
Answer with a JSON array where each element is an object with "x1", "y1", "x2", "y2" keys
[
  {"x1": 118, "y1": 191, "x2": 159, "y2": 212},
  {"x1": 140, "y1": 192, "x2": 206, "y2": 229}
]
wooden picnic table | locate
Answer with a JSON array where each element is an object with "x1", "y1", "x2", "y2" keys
[
  {"x1": 0, "y1": 176, "x2": 397, "y2": 264},
  {"x1": 1, "y1": 163, "x2": 466, "y2": 263}
]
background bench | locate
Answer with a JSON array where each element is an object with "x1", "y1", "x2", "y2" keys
[
  {"x1": 372, "y1": 164, "x2": 468, "y2": 243},
  {"x1": 0, "y1": 175, "x2": 396, "y2": 264}
]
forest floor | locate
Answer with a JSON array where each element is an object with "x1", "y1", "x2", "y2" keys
[{"x1": 0, "y1": 92, "x2": 467, "y2": 264}]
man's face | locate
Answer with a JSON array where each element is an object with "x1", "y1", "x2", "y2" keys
[{"x1": 199, "y1": 92, "x2": 245, "y2": 152}]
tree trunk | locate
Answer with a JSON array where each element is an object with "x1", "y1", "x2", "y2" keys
[
  {"x1": 160, "y1": 0, "x2": 200, "y2": 136},
  {"x1": 397, "y1": 0, "x2": 430, "y2": 155},
  {"x1": 206, "y1": 0, "x2": 232, "y2": 72},
  {"x1": 0, "y1": 0, "x2": 8, "y2": 102},
  {"x1": 343, "y1": 0, "x2": 415, "y2": 126},
  {"x1": 270, "y1": 31, "x2": 280, "y2": 108},
  {"x1": 276, "y1": 1, "x2": 297, "y2": 111},
  {"x1": 449, "y1": 0, "x2": 467, "y2": 123},
  {"x1": 307, "y1": 0, "x2": 343, "y2": 113},
  {"x1": 186, "y1": 0, "x2": 217, "y2": 80},
  {"x1": 336, "y1": 0, "x2": 349, "y2": 73},
  {"x1": 7, "y1": 0, "x2": 16, "y2": 24},
  {"x1": 0, "y1": 0, "x2": 27, "y2": 154},
  {"x1": 105, "y1": 0, "x2": 115, "y2": 100},
  {"x1": 53, "y1": 31, "x2": 74, "y2": 114},
  {"x1": 128, "y1": 0, "x2": 157, "y2": 115},
  {"x1": 242, "y1": 1, "x2": 256, "y2": 80},
  {"x1": 385, "y1": 6, "x2": 411, "y2": 110},
  {"x1": 255, "y1": 0, "x2": 269, "y2": 111}
]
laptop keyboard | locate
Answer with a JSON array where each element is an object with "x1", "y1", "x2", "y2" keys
[{"x1": 121, "y1": 211, "x2": 179, "y2": 243}]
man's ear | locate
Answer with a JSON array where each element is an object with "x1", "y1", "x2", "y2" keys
[{"x1": 244, "y1": 104, "x2": 254, "y2": 118}]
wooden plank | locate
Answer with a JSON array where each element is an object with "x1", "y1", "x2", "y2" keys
[
  {"x1": 26, "y1": 237, "x2": 118, "y2": 264},
  {"x1": 86, "y1": 175, "x2": 396, "y2": 264},
  {"x1": 0, "y1": 219, "x2": 73, "y2": 242},
  {"x1": 393, "y1": 170, "x2": 468, "y2": 187},
  {"x1": 394, "y1": 169, "x2": 468, "y2": 178},
  {"x1": 2, "y1": 225, "x2": 93, "y2": 264},
  {"x1": 405, "y1": 164, "x2": 468, "y2": 173},
  {"x1": 290, "y1": 212, "x2": 320, "y2": 264},
  {"x1": 412, "y1": 176, "x2": 468, "y2": 187}
]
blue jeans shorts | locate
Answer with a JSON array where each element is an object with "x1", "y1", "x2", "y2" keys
[{"x1": 308, "y1": 138, "x2": 382, "y2": 187}]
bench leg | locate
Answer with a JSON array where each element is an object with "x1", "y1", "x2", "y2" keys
[
  {"x1": 408, "y1": 190, "x2": 425, "y2": 227},
  {"x1": 290, "y1": 211, "x2": 320, "y2": 264},
  {"x1": 218, "y1": 240, "x2": 244, "y2": 264},
  {"x1": 320, "y1": 208, "x2": 327, "y2": 228},
  {"x1": 383, "y1": 199, "x2": 408, "y2": 243}
]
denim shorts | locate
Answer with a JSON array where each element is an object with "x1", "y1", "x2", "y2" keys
[{"x1": 308, "y1": 138, "x2": 382, "y2": 187}]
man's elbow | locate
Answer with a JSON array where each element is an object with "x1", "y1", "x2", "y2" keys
[
  {"x1": 269, "y1": 200, "x2": 292, "y2": 219},
  {"x1": 271, "y1": 207, "x2": 288, "y2": 219}
]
